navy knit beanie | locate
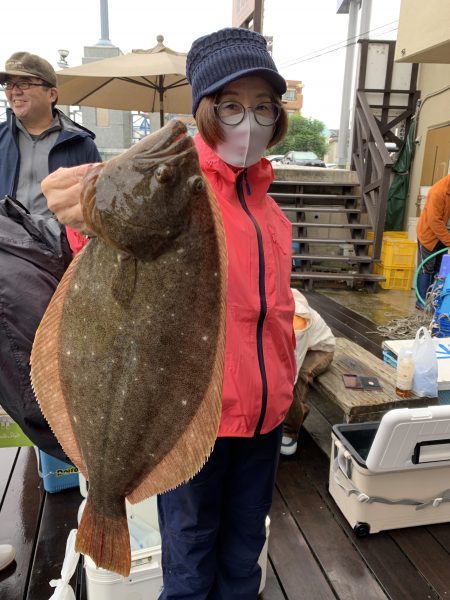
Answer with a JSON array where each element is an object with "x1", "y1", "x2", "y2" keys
[{"x1": 186, "y1": 27, "x2": 286, "y2": 115}]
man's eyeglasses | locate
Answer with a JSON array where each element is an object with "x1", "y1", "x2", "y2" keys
[
  {"x1": 1, "y1": 81, "x2": 51, "y2": 91},
  {"x1": 214, "y1": 101, "x2": 281, "y2": 127}
]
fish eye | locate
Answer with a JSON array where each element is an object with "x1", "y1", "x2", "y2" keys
[
  {"x1": 155, "y1": 165, "x2": 172, "y2": 183},
  {"x1": 188, "y1": 176, "x2": 205, "y2": 193}
]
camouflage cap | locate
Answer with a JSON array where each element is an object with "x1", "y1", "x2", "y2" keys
[{"x1": 0, "y1": 52, "x2": 57, "y2": 87}]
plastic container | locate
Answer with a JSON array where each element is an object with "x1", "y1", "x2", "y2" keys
[
  {"x1": 395, "y1": 349, "x2": 414, "y2": 398},
  {"x1": 367, "y1": 231, "x2": 409, "y2": 241},
  {"x1": 367, "y1": 231, "x2": 408, "y2": 257},
  {"x1": 292, "y1": 240, "x2": 301, "y2": 267},
  {"x1": 382, "y1": 349, "x2": 397, "y2": 369},
  {"x1": 373, "y1": 263, "x2": 414, "y2": 290},
  {"x1": 80, "y1": 475, "x2": 270, "y2": 599},
  {"x1": 84, "y1": 496, "x2": 163, "y2": 600},
  {"x1": 37, "y1": 449, "x2": 80, "y2": 493},
  {"x1": 329, "y1": 406, "x2": 450, "y2": 535},
  {"x1": 380, "y1": 238, "x2": 417, "y2": 269}
]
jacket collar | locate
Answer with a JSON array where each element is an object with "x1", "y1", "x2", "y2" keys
[
  {"x1": 6, "y1": 107, "x2": 96, "y2": 141},
  {"x1": 194, "y1": 133, "x2": 274, "y2": 197}
]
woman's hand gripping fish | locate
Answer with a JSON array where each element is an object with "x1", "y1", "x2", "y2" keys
[{"x1": 30, "y1": 120, "x2": 227, "y2": 576}]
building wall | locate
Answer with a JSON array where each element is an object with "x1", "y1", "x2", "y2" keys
[
  {"x1": 80, "y1": 44, "x2": 132, "y2": 158},
  {"x1": 283, "y1": 79, "x2": 303, "y2": 114},
  {"x1": 406, "y1": 63, "x2": 450, "y2": 223},
  {"x1": 395, "y1": 0, "x2": 450, "y2": 63}
]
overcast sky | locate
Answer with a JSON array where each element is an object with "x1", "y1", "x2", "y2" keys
[{"x1": 1, "y1": 0, "x2": 401, "y2": 128}]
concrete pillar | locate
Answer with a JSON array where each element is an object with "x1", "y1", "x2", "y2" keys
[
  {"x1": 359, "y1": 0, "x2": 373, "y2": 39},
  {"x1": 336, "y1": 0, "x2": 359, "y2": 168}
]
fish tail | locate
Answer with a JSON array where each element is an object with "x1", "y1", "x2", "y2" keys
[{"x1": 76, "y1": 495, "x2": 131, "y2": 576}]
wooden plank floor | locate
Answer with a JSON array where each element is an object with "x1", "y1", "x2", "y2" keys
[{"x1": 1, "y1": 292, "x2": 450, "y2": 600}]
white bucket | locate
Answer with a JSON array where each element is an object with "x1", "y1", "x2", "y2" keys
[{"x1": 79, "y1": 475, "x2": 270, "y2": 598}]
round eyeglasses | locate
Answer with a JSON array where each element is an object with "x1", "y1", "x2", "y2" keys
[
  {"x1": 214, "y1": 101, "x2": 281, "y2": 127},
  {"x1": 1, "y1": 81, "x2": 51, "y2": 91}
]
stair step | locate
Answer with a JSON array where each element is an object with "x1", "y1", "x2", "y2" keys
[
  {"x1": 281, "y1": 206, "x2": 362, "y2": 213},
  {"x1": 291, "y1": 272, "x2": 384, "y2": 282},
  {"x1": 292, "y1": 238, "x2": 373, "y2": 244},
  {"x1": 271, "y1": 192, "x2": 360, "y2": 200},
  {"x1": 292, "y1": 223, "x2": 370, "y2": 229},
  {"x1": 293, "y1": 255, "x2": 373, "y2": 262},
  {"x1": 273, "y1": 180, "x2": 357, "y2": 187}
]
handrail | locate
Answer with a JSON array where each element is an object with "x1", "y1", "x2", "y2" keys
[
  {"x1": 353, "y1": 91, "x2": 394, "y2": 260},
  {"x1": 356, "y1": 91, "x2": 394, "y2": 167}
]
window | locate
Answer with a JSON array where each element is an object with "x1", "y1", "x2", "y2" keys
[{"x1": 283, "y1": 89, "x2": 296, "y2": 102}]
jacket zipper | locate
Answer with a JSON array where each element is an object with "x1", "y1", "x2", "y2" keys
[{"x1": 236, "y1": 170, "x2": 268, "y2": 436}]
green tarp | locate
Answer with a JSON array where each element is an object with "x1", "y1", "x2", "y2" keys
[{"x1": 385, "y1": 119, "x2": 416, "y2": 231}]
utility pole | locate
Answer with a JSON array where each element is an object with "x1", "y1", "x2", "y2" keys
[
  {"x1": 254, "y1": 0, "x2": 264, "y2": 33},
  {"x1": 336, "y1": 0, "x2": 359, "y2": 168},
  {"x1": 98, "y1": 0, "x2": 111, "y2": 45}
]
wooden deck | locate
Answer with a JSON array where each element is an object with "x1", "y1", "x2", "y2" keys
[{"x1": 1, "y1": 292, "x2": 450, "y2": 600}]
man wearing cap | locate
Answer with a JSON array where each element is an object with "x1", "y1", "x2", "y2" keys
[
  {"x1": 0, "y1": 55, "x2": 100, "y2": 568},
  {"x1": 0, "y1": 51, "x2": 100, "y2": 214}
]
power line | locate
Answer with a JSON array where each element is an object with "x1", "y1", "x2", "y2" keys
[
  {"x1": 279, "y1": 20, "x2": 398, "y2": 67},
  {"x1": 278, "y1": 20, "x2": 399, "y2": 69},
  {"x1": 281, "y1": 28, "x2": 398, "y2": 67}
]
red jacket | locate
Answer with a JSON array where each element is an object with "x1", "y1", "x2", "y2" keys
[{"x1": 195, "y1": 134, "x2": 295, "y2": 437}]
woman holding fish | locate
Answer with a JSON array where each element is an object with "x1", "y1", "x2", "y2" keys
[{"x1": 41, "y1": 27, "x2": 295, "y2": 600}]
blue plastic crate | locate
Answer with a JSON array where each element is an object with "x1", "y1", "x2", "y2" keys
[
  {"x1": 438, "y1": 254, "x2": 450, "y2": 278},
  {"x1": 38, "y1": 450, "x2": 79, "y2": 493},
  {"x1": 292, "y1": 241, "x2": 301, "y2": 268},
  {"x1": 438, "y1": 390, "x2": 450, "y2": 405},
  {"x1": 382, "y1": 349, "x2": 397, "y2": 369}
]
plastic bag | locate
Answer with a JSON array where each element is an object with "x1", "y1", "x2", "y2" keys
[
  {"x1": 49, "y1": 529, "x2": 79, "y2": 600},
  {"x1": 411, "y1": 327, "x2": 438, "y2": 397}
]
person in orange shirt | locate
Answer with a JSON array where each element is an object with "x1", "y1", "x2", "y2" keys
[{"x1": 416, "y1": 174, "x2": 450, "y2": 310}]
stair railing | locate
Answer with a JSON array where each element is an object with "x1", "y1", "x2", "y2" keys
[{"x1": 352, "y1": 90, "x2": 394, "y2": 260}]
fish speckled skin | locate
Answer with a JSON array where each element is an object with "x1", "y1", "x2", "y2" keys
[{"x1": 30, "y1": 120, "x2": 227, "y2": 576}]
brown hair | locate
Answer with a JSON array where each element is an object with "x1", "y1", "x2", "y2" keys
[{"x1": 195, "y1": 95, "x2": 288, "y2": 150}]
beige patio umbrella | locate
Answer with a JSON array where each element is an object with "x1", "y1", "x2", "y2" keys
[{"x1": 56, "y1": 35, "x2": 191, "y2": 127}]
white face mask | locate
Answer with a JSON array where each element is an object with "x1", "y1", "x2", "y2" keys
[{"x1": 215, "y1": 112, "x2": 274, "y2": 168}]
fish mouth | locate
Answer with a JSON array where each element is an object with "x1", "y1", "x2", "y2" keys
[{"x1": 135, "y1": 119, "x2": 192, "y2": 161}]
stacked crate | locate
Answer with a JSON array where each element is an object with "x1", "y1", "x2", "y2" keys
[{"x1": 369, "y1": 232, "x2": 417, "y2": 289}]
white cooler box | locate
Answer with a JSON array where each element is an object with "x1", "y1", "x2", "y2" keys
[
  {"x1": 329, "y1": 406, "x2": 450, "y2": 536},
  {"x1": 79, "y1": 476, "x2": 270, "y2": 600}
]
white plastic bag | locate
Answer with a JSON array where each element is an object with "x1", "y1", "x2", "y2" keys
[
  {"x1": 48, "y1": 529, "x2": 79, "y2": 600},
  {"x1": 411, "y1": 326, "x2": 438, "y2": 397}
]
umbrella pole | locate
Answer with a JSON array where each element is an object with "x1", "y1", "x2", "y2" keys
[{"x1": 159, "y1": 75, "x2": 164, "y2": 128}]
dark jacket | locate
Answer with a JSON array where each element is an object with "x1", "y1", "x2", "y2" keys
[
  {"x1": 0, "y1": 108, "x2": 101, "y2": 198},
  {"x1": 0, "y1": 197, "x2": 72, "y2": 461},
  {"x1": 0, "y1": 109, "x2": 100, "y2": 461}
]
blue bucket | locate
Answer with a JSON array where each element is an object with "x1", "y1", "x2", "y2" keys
[{"x1": 38, "y1": 450, "x2": 79, "y2": 493}]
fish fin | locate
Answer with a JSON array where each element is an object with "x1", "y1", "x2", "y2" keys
[
  {"x1": 111, "y1": 252, "x2": 137, "y2": 305},
  {"x1": 30, "y1": 250, "x2": 87, "y2": 478},
  {"x1": 128, "y1": 182, "x2": 228, "y2": 500},
  {"x1": 76, "y1": 495, "x2": 131, "y2": 576}
]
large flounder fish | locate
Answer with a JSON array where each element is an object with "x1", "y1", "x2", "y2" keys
[{"x1": 30, "y1": 120, "x2": 227, "y2": 576}]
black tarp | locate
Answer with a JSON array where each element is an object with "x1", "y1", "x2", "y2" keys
[{"x1": 0, "y1": 196, "x2": 72, "y2": 461}]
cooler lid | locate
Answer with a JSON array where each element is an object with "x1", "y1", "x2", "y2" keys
[{"x1": 366, "y1": 405, "x2": 450, "y2": 472}]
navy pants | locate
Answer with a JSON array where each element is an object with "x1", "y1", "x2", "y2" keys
[
  {"x1": 416, "y1": 240, "x2": 446, "y2": 308},
  {"x1": 157, "y1": 424, "x2": 282, "y2": 600}
]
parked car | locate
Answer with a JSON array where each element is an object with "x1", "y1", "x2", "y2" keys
[
  {"x1": 265, "y1": 154, "x2": 284, "y2": 164},
  {"x1": 282, "y1": 151, "x2": 326, "y2": 168}
]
